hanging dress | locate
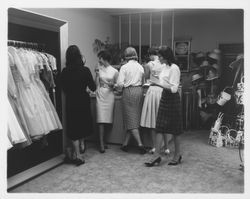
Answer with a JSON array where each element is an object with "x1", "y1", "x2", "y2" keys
[
  {"x1": 8, "y1": 52, "x2": 32, "y2": 146},
  {"x1": 8, "y1": 46, "x2": 45, "y2": 140},
  {"x1": 17, "y1": 49, "x2": 57, "y2": 138},
  {"x1": 30, "y1": 51, "x2": 62, "y2": 130},
  {"x1": 7, "y1": 99, "x2": 27, "y2": 145}
]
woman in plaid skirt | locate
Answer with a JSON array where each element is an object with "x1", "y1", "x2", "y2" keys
[
  {"x1": 140, "y1": 47, "x2": 171, "y2": 155},
  {"x1": 115, "y1": 47, "x2": 147, "y2": 154},
  {"x1": 144, "y1": 46, "x2": 183, "y2": 167}
]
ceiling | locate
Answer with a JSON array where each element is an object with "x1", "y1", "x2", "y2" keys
[
  {"x1": 100, "y1": 8, "x2": 172, "y2": 16},
  {"x1": 99, "y1": 8, "x2": 242, "y2": 16}
]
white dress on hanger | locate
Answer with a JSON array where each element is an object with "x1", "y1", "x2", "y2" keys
[
  {"x1": 7, "y1": 99, "x2": 27, "y2": 145},
  {"x1": 8, "y1": 46, "x2": 45, "y2": 140},
  {"x1": 8, "y1": 52, "x2": 32, "y2": 145},
  {"x1": 31, "y1": 51, "x2": 62, "y2": 130},
  {"x1": 18, "y1": 49, "x2": 57, "y2": 137}
]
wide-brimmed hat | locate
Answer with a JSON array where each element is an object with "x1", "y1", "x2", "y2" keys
[
  {"x1": 213, "y1": 49, "x2": 221, "y2": 54},
  {"x1": 196, "y1": 52, "x2": 206, "y2": 59},
  {"x1": 211, "y1": 63, "x2": 219, "y2": 70},
  {"x1": 208, "y1": 52, "x2": 220, "y2": 61},
  {"x1": 200, "y1": 60, "x2": 209, "y2": 67},
  {"x1": 206, "y1": 69, "x2": 218, "y2": 81},
  {"x1": 192, "y1": 73, "x2": 203, "y2": 82}
]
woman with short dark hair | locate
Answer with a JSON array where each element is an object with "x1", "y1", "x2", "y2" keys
[
  {"x1": 116, "y1": 47, "x2": 147, "y2": 154},
  {"x1": 95, "y1": 50, "x2": 118, "y2": 153},
  {"x1": 141, "y1": 47, "x2": 170, "y2": 155},
  {"x1": 144, "y1": 46, "x2": 183, "y2": 166},
  {"x1": 60, "y1": 45, "x2": 96, "y2": 166}
]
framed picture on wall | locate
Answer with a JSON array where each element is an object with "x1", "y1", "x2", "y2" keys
[{"x1": 174, "y1": 40, "x2": 191, "y2": 72}]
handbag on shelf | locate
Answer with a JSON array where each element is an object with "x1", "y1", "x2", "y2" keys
[
  {"x1": 208, "y1": 112, "x2": 224, "y2": 147},
  {"x1": 225, "y1": 129, "x2": 243, "y2": 148},
  {"x1": 208, "y1": 128, "x2": 223, "y2": 147},
  {"x1": 216, "y1": 87, "x2": 232, "y2": 106}
]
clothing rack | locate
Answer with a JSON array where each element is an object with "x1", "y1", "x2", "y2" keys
[
  {"x1": 8, "y1": 39, "x2": 45, "y2": 51},
  {"x1": 8, "y1": 39, "x2": 57, "y2": 105}
]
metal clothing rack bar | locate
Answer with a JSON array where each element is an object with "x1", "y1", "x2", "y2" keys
[{"x1": 8, "y1": 39, "x2": 45, "y2": 51}]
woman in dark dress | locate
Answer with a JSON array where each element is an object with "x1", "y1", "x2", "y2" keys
[
  {"x1": 144, "y1": 46, "x2": 183, "y2": 167},
  {"x1": 60, "y1": 45, "x2": 96, "y2": 165}
]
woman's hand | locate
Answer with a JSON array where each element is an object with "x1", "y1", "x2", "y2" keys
[
  {"x1": 95, "y1": 68, "x2": 99, "y2": 76},
  {"x1": 148, "y1": 79, "x2": 159, "y2": 86}
]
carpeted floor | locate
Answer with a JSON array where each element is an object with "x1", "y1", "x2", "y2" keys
[{"x1": 9, "y1": 130, "x2": 244, "y2": 193}]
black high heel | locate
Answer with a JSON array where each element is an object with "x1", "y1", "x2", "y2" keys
[
  {"x1": 99, "y1": 148, "x2": 105, "y2": 153},
  {"x1": 73, "y1": 158, "x2": 85, "y2": 166},
  {"x1": 99, "y1": 145, "x2": 105, "y2": 153},
  {"x1": 168, "y1": 155, "x2": 182, "y2": 166},
  {"x1": 138, "y1": 145, "x2": 147, "y2": 154},
  {"x1": 64, "y1": 156, "x2": 74, "y2": 164},
  {"x1": 120, "y1": 145, "x2": 129, "y2": 152},
  {"x1": 144, "y1": 157, "x2": 162, "y2": 167}
]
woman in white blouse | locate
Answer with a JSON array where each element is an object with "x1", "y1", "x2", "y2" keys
[
  {"x1": 116, "y1": 47, "x2": 147, "y2": 154},
  {"x1": 140, "y1": 47, "x2": 170, "y2": 155},
  {"x1": 144, "y1": 46, "x2": 183, "y2": 167}
]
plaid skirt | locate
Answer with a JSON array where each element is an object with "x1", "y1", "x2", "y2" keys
[
  {"x1": 122, "y1": 86, "x2": 143, "y2": 131},
  {"x1": 156, "y1": 89, "x2": 183, "y2": 135}
]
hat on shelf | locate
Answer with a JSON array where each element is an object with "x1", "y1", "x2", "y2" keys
[
  {"x1": 211, "y1": 63, "x2": 219, "y2": 70},
  {"x1": 213, "y1": 49, "x2": 221, "y2": 54},
  {"x1": 206, "y1": 69, "x2": 218, "y2": 81},
  {"x1": 196, "y1": 52, "x2": 206, "y2": 59},
  {"x1": 192, "y1": 73, "x2": 203, "y2": 82},
  {"x1": 200, "y1": 60, "x2": 209, "y2": 67},
  {"x1": 236, "y1": 53, "x2": 244, "y2": 60},
  {"x1": 194, "y1": 52, "x2": 206, "y2": 65},
  {"x1": 208, "y1": 52, "x2": 220, "y2": 61}
]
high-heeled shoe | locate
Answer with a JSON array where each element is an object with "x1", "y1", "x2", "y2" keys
[
  {"x1": 138, "y1": 145, "x2": 147, "y2": 154},
  {"x1": 73, "y1": 158, "x2": 85, "y2": 166},
  {"x1": 168, "y1": 155, "x2": 182, "y2": 166},
  {"x1": 149, "y1": 147, "x2": 156, "y2": 154},
  {"x1": 120, "y1": 145, "x2": 129, "y2": 152},
  {"x1": 164, "y1": 148, "x2": 170, "y2": 155},
  {"x1": 64, "y1": 156, "x2": 74, "y2": 164},
  {"x1": 99, "y1": 145, "x2": 106, "y2": 153},
  {"x1": 144, "y1": 156, "x2": 161, "y2": 167}
]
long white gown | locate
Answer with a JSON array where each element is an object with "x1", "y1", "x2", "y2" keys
[{"x1": 7, "y1": 100, "x2": 27, "y2": 145}]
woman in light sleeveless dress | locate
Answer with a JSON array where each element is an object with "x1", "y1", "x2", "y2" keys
[{"x1": 95, "y1": 50, "x2": 118, "y2": 153}]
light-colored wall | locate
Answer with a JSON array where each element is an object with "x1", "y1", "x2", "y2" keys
[
  {"x1": 115, "y1": 9, "x2": 243, "y2": 52},
  {"x1": 27, "y1": 8, "x2": 114, "y2": 75},
  {"x1": 26, "y1": 8, "x2": 243, "y2": 87},
  {"x1": 174, "y1": 9, "x2": 243, "y2": 52}
]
